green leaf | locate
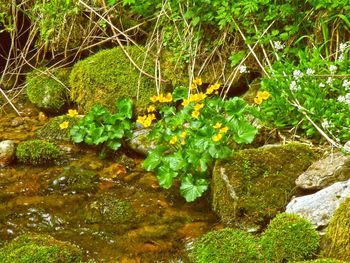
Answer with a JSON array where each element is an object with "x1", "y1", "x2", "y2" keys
[
  {"x1": 225, "y1": 97, "x2": 247, "y2": 116},
  {"x1": 116, "y1": 98, "x2": 133, "y2": 119},
  {"x1": 70, "y1": 126, "x2": 84, "y2": 143},
  {"x1": 142, "y1": 150, "x2": 163, "y2": 171},
  {"x1": 166, "y1": 153, "x2": 185, "y2": 171},
  {"x1": 229, "y1": 51, "x2": 246, "y2": 67},
  {"x1": 172, "y1": 86, "x2": 188, "y2": 101},
  {"x1": 157, "y1": 166, "x2": 177, "y2": 189},
  {"x1": 107, "y1": 140, "x2": 121, "y2": 150},
  {"x1": 180, "y1": 175, "x2": 209, "y2": 202},
  {"x1": 230, "y1": 119, "x2": 257, "y2": 144}
]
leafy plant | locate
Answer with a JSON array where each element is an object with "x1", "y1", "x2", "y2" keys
[
  {"x1": 140, "y1": 80, "x2": 258, "y2": 202},
  {"x1": 70, "y1": 98, "x2": 133, "y2": 155}
]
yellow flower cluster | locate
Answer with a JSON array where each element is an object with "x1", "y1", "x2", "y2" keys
[
  {"x1": 67, "y1": 109, "x2": 78, "y2": 117},
  {"x1": 182, "y1": 92, "x2": 207, "y2": 107},
  {"x1": 147, "y1": 105, "x2": 156, "y2": 113},
  {"x1": 212, "y1": 122, "x2": 229, "y2": 142},
  {"x1": 254, "y1": 91, "x2": 270, "y2": 105},
  {"x1": 206, "y1": 83, "x2": 220, "y2": 95},
  {"x1": 137, "y1": 114, "x2": 156, "y2": 128},
  {"x1": 60, "y1": 121, "x2": 69, "y2": 129},
  {"x1": 150, "y1": 93, "x2": 173, "y2": 103},
  {"x1": 191, "y1": 77, "x2": 203, "y2": 90},
  {"x1": 169, "y1": 136, "x2": 177, "y2": 145}
]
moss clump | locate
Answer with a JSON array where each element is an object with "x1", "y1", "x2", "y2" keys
[
  {"x1": 84, "y1": 195, "x2": 135, "y2": 224},
  {"x1": 320, "y1": 198, "x2": 350, "y2": 261},
  {"x1": 190, "y1": 228, "x2": 263, "y2": 263},
  {"x1": 294, "y1": 259, "x2": 349, "y2": 263},
  {"x1": 36, "y1": 115, "x2": 79, "y2": 141},
  {"x1": 212, "y1": 143, "x2": 317, "y2": 227},
  {"x1": 26, "y1": 67, "x2": 70, "y2": 112},
  {"x1": 0, "y1": 233, "x2": 82, "y2": 263},
  {"x1": 260, "y1": 213, "x2": 320, "y2": 262},
  {"x1": 69, "y1": 46, "x2": 157, "y2": 114},
  {"x1": 16, "y1": 139, "x2": 62, "y2": 165}
]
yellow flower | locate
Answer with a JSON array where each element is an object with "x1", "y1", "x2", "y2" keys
[
  {"x1": 164, "y1": 93, "x2": 173, "y2": 102},
  {"x1": 197, "y1": 92, "x2": 207, "y2": 101},
  {"x1": 147, "y1": 105, "x2": 156, "y2": 113},
  {"x1": 193, "y1": 77, "x2": 203, "y2": 86},
  {"x1": 212, "y1": 133, "x2": 222, "y2": 142},
  {"x1": 220, "y1": 127, "x2": 229, "y2": 133},
  {"x1": 147, "y1": 114, "x2": 156, "y2": 121},
  {"x1": 194, "y1": 103, "x2": 204, "y2": 111},
  {"x1": 190, "y1": 83, "x2": 197, "y2": 90},
  {"x1": 150, "y1": 95, "x2": 159, "y2": 103},
  {"x1": 206, "y1": 87, "x2": 214, "y2": 95},
  {"x1": 191, "y1": 110, "x2": 200, "y2": 119},
  {"x1": 180, "y1": 140, "x2": 186, "y2": 145},
  {"x1": 182, "y1": 99, "x2": 190, "y2": 107},
  {"x1": 213, "y1": 122, "x2": 222, "y2": 129},
  {"x1": 137, "y1": 115, "x2": 147, "y2": 124},
  {"x1": 254, "y1": 96, "x2": 263, "y2": 105},
  {"x1": 180, "y1": 131, "x2": 187, "y2": 138},
  {"x1": 169, "y1": 136, "x2": 177, "y2": 145},
  {"x1": 59, "y1": 121, "x2": 69, "y2": 129},
  {"x1": 67, "y1": 109, "x2": 78, "y2": 117},
  {"x1": 260, "y1": 91, "x2": 270, "y2": 100}
]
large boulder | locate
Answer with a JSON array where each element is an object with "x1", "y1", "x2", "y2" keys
[
  {"x1": 0, "y1": 140, "x2": 15, "y2": 167},
  {"x1": 69, "y1": 46, "x2": 158, "y2": 114},
  {"x1": 295, "y1": 152, "x2": 350, "y2": 190},
  {"x1": 212, "y1": 143, "x2": 317, "y2": 229},
  {"x1": 286, "y1": 179, "x2": 350, "y2": 229}
]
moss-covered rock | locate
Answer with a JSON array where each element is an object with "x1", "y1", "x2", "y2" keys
[
  {"x1": 26, "y1": 67, "x2": 70, "y2": 112},
  {"x1": 190, "y1": 228, "x2": 263, "y2": 263},
  {"x1": 15, "y1": 139, "x2": 62, "y2": 165},
  {"x1": 260, "y1": 213, "x2": 320, "y2": 262},
  {"x1": 49, "y1": 166, "x2": 99, "y2": 194},
  {"x1": 0, "y1": 233, "x2": 82, "y2": 263},
  {"x1": 69, "y1": 46, "x2": 157, "y2": 114},
  {"x1": 84, "y1": 195, "x2": 136, "y2": 224},
  {"x1": 36, "y1": 115, "x2": 80, "y2": 141},
  {"x1": 294, "y1": 259, "x2": 349, "y2": 263},
  {"x1": 212, "y1": 143, "x2": 317, "y2": 228},
  {"x1": 320, "y1": 198, "x2": 350, "y2": 261}
]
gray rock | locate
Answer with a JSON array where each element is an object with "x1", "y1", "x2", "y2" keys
[
  {"x1": 295, "y1": 152, "x2": 350, "y2": 190},
  {"x1": 344, "y1": 141, "x2": 350, "y2": 152},
  {"x1": 286, "y1": 179, "x2": 350, "y2": 229},
  {"x1": 0, "y1": 140, "x2": 15, "y2": 167},
  {"x1": 128, "y1": 128, "x2": 155, "y2": 156}
]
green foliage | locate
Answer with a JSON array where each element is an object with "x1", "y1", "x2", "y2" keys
[
  {"x1": 70, "y1": 98, "x2": 133, "y2": 154},
  {"x1": 26, "y1": 67, "x2": 70, "y2": 112},
  {"x1": 260, "y1": 213, "x2": 320, "y2": 262},
  {"x1": 0, "y1": 233, "x2": 82, "y2": 263},
  {"x1": 258, "y1": 45, "x2": 350, "y2": 143},
  {"x1": 320, "y1": 198, "x2": 350, "y2": 261},
  {"x1": 294, "y1": 259, "x2": 349, "y2": 263},
  {"x1": 36, "y1": 115, "x2": 79, "y2": 141},
  {"x1": 141, "y1": 83, "x2": 257, "y2": 202},
  {"x1": 190, "y1": 228, "x2": 263, "y2": 262},
  {"x1": 15, "y1": 139, "x2": 62, "y2": 165},
  {"x1": 69, "y1": 46, "x2": 156, "y2": 114}
]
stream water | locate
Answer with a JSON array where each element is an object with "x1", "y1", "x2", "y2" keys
[{"x1": 0, "y1": 102, "x2": 220, "y2": 262}]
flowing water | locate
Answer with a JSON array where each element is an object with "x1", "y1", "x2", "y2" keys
[{"x1": 0, "y1": 102, "x2": 220, "y2": 262}]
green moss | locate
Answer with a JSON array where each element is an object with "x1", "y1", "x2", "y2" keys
[
  {"x1": 0, "y1": 233, "x2": 82, "y2": 263},
  {"x1": 320, "y1": 198, "x2": 350, "y2": 261},
  {"x1": 69, "y1": 46, "x2": 158, "y2": 114},
  {"x1": 16, "y1": 139, "x2": 62, "y2": 165},
  {"x1": 260, "y1": 213, "x2": 320, "y2": 262},
  {"x1": 294, "y1": 259, "x2": 349, "y2": 263},
  {"x1": 212, "y1": 143, "x2": 317, "y2": 227},
  {"x1": 190, "y1": 228, "x2": 263, "y2": 263},
  {"x1": 26, "y1": 67, "x2": 70, "y2": 112},
  {"x1": 36, "y1": 115, "x2": 80, "y2": 141},
  {"x1": 84, "y1": 195, "x2": 135, "y2": 224},
  {"x1": 50, "y1": 166, "x2": 98, "y2": 194}
]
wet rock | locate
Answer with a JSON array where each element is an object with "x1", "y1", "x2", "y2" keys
[
  {"x1": 286, "y1": 179, "x2": 350, "y2": 229},
  {"x1": 128, "y1": 128, "x2": 155, "y2": 156},
  {"x1": 10, "y1": 117, "x2": 24, "y2": 127},
  {"x1": 176, "y1": 222, "x2": 210, "y2": 239},
  {"x1": 126, "y1": 225, "x2": 170, "y2": 239},
  {"x1": 138, "y1": 172, "x2": 159, "y2": 190},
  {"x1": 296, "y1": 152, "x2": 350, "y2": 190},
  {"x1": 101, "y1": 163, "x2": 128, "y2": 180},
  {"x1": 212, "y1": 143, "x2": 317, "y2": 228},
  {"x1": 0, "y1": 140, "x2": 15, "y2": 167}
]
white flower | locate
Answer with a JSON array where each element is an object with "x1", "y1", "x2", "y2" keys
[
  {"x1": 306, "y1": 68, "x2": 315, "y2": 76},
  {"x1": 289, "y1": 80, "x2": 301, "y2": 92},
  {"x1": 329, "y1": 65, "x2": 337, "y2": 74},
  {"x1": 338, "y1": 96, "x2": 346, "y2": 103},
  {"x1": 340, "y1": 42, "x2": 348, "y2": 52},
  {"x1": 273, "y1": 41, "x2": 285, "y2": 51},
  {"x1": 238, "y1": 64, "x2": 247, "y2": 74},
  {"x1": 319, "y1": 83, "x2": 325, "y2": 88},
  {"x1": 338, "y1": 53, "x2": 345, "y2": 61},
  {"x1": 326, "y1": 77, "x2": 333, "y2": 85},
  {"x1": 321, "y1": 120, "x2": 330, "y2": 129},
  {"x1": 293, "y1": 70, "x2": 303, "y2": 79},
  {"x1": 342, "y1": 79, "x2": 350, "y2": 88}
]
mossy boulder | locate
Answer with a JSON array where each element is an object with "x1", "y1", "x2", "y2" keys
[
  {"x1": 16, "y1": 139, "x2": 62, "y2": 165},
  {"x1": 212, "y1": 143, "x2": 317, "y2": 228},
  {"x1": 49, "y1": 166, "x2": 99, "y2": 194},
  {"x1": 36, "y1": 115, "x2": 80, "y2": 141},
  {"x1": 190, "y1": 228, "x2": 263, "y2": 262},
  {"x1": 320, "y1": 198, "x2": 350, "y2": 261},
  {"x1": 84, "y1": 195, "x2": 136, "y2": 224},
  {"x1": 26, "y1": 67, "x2": 70, "y2": 112},
  {"x1": 294, "y1": 259, "x2": 349, "y2": 263},
  {"x1": 0, "y1": 233, "x2": 82, "y2": 263},
  {"x1": 260, "y1": 213, "x2": 320, "y2": 262},
  {"x1": 69, "y1": 46, "x2": 157, "y2": 114}
]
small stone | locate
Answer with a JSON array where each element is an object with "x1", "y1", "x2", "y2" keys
[
  {"x1": 10, "y1": 117, "x2": 24, "y2": 127},
  {"x1": 0, "y1": 140, "x2": 15, "y2": 167},
  {"x1": 344, "y1": 141, "x2": 350, "y2": 153}
]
